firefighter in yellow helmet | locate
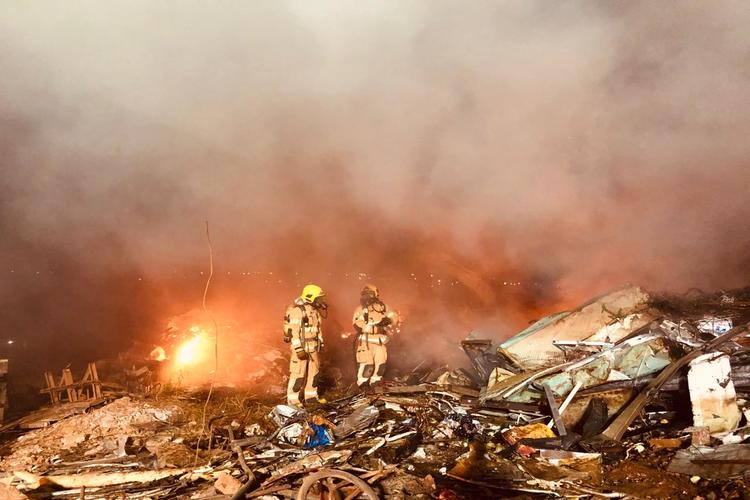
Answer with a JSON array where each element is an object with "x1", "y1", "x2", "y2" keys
[
  {"x1": 283, "y1": 284, "x2": 327, "y2": 406},
  {"x1": 352, "y1": 284, "x2": 399, "y2": 389}
]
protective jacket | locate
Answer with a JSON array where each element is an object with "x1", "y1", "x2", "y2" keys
[
  {"x1": 353, "y1": 300, "x2": 399, "y2": 386},
  {"x1": 352, "y1": 300, "x2": 395, "y2": 341},
  {"x1": 284, "y1": 298, "x2": 324, "y2": 405},
  {"x1": 284, "y1": 298, "x2": 324, "y2": 354}
]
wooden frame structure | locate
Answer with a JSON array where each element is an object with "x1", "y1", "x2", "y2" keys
[{"x1": 41, "y1": 363, "x2": 102, "y2": 405}]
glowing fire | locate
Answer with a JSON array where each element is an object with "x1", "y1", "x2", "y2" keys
[
  {"x1": 150, "y1": 346, "x2": 167, "y2": 361},
  {"x1": 175, "y1": 334, "x2": 207, "y2": 367},
  {"x1": 167, "y1": 325, "x2": 212, "y2": 368}
]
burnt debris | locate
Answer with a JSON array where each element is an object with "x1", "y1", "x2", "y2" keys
[{"x1": 1, "y1": 285, "x2": 750, "y2": 498}]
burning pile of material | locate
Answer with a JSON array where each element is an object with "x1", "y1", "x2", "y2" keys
[
  {"x1": 142, "y1": 310, "x2": 285, "y2": 392},
  {"x1": 149, "y1": 310, "x2": 219, "y2": 381}
]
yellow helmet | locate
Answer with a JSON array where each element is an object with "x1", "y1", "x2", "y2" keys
[{"x1": 300, "y1": 284, "x2": 325, "y2": 304}]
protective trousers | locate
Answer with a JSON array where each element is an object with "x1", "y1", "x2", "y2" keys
[
  {"x1": 287, "y1": 349, "x2": 320, "y2": 406},
  {"x1": 356, "y1": 335, "x2": 388, "y2": 386}
]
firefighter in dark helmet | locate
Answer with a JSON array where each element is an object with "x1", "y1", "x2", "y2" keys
[{"x1": 352, "y1": 284, "x2": 399, "y2": 388}]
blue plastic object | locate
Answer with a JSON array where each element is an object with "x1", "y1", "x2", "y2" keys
[{"x1": 304, "y1": 424, "x2": 332, "y2": 448}]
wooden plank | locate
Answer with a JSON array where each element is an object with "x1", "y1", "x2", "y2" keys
[
  {"x1": 612, "y1": 318, "x2": 663, "y2": 345},
  {"x1": 14, "y1": 468, "x2": 192, "y2": 489},
  {"x1": 543, "y1": 383, "x2": 567, "y2": 436},
  {"x1": 476, "y1": 400, "x2": 542, "y2": 413},
  {"x1": 443, "y1": 385, "x2": 480, "y2": 398},
  {"x1": 373, "y1": 384, "x2": 430, "y2": 394},
  {"x1": 40, "y1": 380, "x2": 107, "y2": 393},
  {"x1": 62, "y1": 369, "x2": 76, "y2": 402},
  {"x1": 481, "y1": 367, "x2": 547, "y2": 402},
  {"x1": 43, "y1": 372, "x2": 59, "y2": 404},
  {"x1": 78, "y1": 365, "x2": 90, "y2": 400},
  {"x1": 90, "y1": 363, "x2": 102, "y2": 399},
  {"x1": 547, "y1": 381, "x2": 582, "y2": 428}
]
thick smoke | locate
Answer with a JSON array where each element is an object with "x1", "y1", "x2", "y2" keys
[{"x1": 1, "y1": 1, "x2": 749, "y2": 383}]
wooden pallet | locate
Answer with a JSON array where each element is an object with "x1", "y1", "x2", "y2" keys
[{"x1": 41, "y1": 363, "x2": 102, "y2": 405}]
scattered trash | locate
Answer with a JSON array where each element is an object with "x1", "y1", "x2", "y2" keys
[
  {"x1": 333, "y1": 405, "x2": 379, "y2": 439},
  {"x1": 2, "y1": 285, "x2": 749, "y2": 498},
  {"x1": 278, "y1": 422, "x2": 306, "y2": 445},
  {"x1": 214, "y1": 471, "x2": 242, "y2": 495},
  {"x1": 269, "y1": 404, "x2": 305, "y2": 427},
  {"x1": 697, "y1": 317, "x2": 733, "y2": 336},
  {"x1": 668, "y1": 444, "x2": 750, "y2": 480},
  {"x1": 688, "y1": 352, "x2": 741, "y2": 433},
  {"x1": 692, "y1": 426, "x2": 712, "y2": 446},
  {"x1": 648, "y1": 438, "x2": 683, "y2": 450},
  {"x1": 303, "y1": 415, "x2": 334, "y2": 449},
  {"x1": 245, "y1": 423, "x2": 264, "y2": 436},
  {"x1": 433, "y1": 407, "x2": 480, "y2": 439},
  {"x1": 503, "y1": 422, "x2": 556, "y2": 456},
  {"x1": 384, "y1": 401, "x2": 403, "y2": 412}
]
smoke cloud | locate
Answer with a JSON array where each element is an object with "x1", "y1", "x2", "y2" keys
[{"x1": 1, "y1": 1, "x2": 749, "y2": 382}]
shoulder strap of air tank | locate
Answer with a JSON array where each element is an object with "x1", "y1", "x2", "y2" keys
[{"x1": 297, "y1": 303, "x2": 309, "y2": 325}]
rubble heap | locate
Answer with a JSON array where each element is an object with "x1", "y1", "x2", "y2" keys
[
  {"x1": 0, "y1": 285, "x2": 749, "y2": 499},
  {"x1": 1, "y1": 397, "x2": 186, "y2": 471}
]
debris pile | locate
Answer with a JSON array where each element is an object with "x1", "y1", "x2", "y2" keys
[
  {"x1": 1, "y1": 397, "x2": 186, "y2": 471},
  {"x1": 1, "y1": 285, "x2": 750, "y2": 498}
]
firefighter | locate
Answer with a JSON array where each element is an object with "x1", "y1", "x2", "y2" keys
[
  {"x1": 353, "y1": 284, "x2": 399, "y2": 389},
  {"x1": 283, "y1": 284, "x2": 327, "y2": 406}
]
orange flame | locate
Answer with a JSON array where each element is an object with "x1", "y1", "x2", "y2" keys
[
  {"x1": 150, "y1": 346, "x2": 167, "y2": 361},
  {"x1": 174, "y1": 329, "x2": 210, "y2": 367}
]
